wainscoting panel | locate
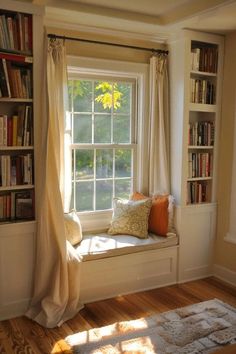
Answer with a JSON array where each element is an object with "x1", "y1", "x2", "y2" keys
[
  {"x1": 80, "y1": 246, "x2": 178, "y2": 303},
  {"x1": 0, "y1": 222, "x2": 36, "y2": 320}
]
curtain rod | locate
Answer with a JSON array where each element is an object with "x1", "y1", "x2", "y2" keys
[{"x1": 47, "y1": 33, "x2": 168, "y2": 55}]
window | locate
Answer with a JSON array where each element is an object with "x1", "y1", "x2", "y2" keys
[{"x1": 68, "y1": 75, "x2": 137, "y2": 213}]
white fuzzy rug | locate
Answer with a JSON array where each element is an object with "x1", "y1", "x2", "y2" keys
[{"x1": 66, "y1": 299, "x2": 236, "y2": 354}]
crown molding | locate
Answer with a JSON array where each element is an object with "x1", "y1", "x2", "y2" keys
[{"x1": 44, "y1": 17, "x2": 170, "y2": 44}]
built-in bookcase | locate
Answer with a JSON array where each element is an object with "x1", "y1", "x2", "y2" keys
[
  {"x1": 187, "y1": 40, "x2": 219, "y2": 205},
  {"x1": 0, "y1": 9, "x2": 34, "y2": 223},
  {"x1": 169, "y1": 30, "x2": 223, "y2": 283},
  {"x1": 0, "y1": 0, "x2": 44, "y2": 321}
]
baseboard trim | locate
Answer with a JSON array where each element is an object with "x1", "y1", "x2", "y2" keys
[
  {"x1": 0, "y1": 299, "x2": 30, "y2": 321},
  {"x1": 213, "y1": 264, "x2": 236, "y2": 287}
]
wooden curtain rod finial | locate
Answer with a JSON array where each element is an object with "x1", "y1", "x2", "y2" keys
[{"x1": 47, "y1": 33, "x2": 168, "y2": 55}]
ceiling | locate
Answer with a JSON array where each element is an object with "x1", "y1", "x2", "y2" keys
[{"x1": 27, "y1": 0, "x2": 236, "y2": 40}]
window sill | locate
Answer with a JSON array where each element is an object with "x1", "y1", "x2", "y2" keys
[
  {"x1": 78, "y1": 209, "x2": 112, "y2": 233},
  {"x1": 224, "y1": 233, "x2": 236, "y2": 245}
]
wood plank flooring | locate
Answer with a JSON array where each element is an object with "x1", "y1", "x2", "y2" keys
[{"x1": 0, "y1": 277, "x2": 236, "y2": 354}]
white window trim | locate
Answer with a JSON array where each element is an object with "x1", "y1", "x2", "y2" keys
[
  {"x1": 67, "y1": 55, "x2": 149, "y2": 232},
  {"x1": 225, "y1": 107, "x2": 236, "y2": 245}
]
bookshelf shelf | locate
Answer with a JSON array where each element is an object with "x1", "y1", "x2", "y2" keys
[
  {"x1": 189, "y1": 103, "x2": 217, "y2": 112},
  {"x1": 0, "y1": 145, "x2": 33, "y2": 150},
  {"x1": 188, "y1": 146, "x2": 214, "y2": 149},
  {"x1": 190, "y1": 70, "x2": 217, "y2": 77},
  {"x1": 0, "y1": 184, "x2": 34, "y2": 192},
  {"x1": 0, "y1": 98, "x2": 33, "y2": 103},
  {"x1": 187, "y1": 177, "x2": 213, "y2": 181}
]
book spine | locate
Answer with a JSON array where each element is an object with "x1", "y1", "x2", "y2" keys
[
  {"x1": 2, "y1": 58, "x2": 11, "y2": 97},
  {"x1": 3, "y1": 115, "x2": 7, "y2": 146},
  {"x1": 0, "y1": 115, "x2": 3, "y2": 146}
]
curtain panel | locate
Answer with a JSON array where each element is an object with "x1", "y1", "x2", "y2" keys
[
  {"x1": 26, "y1": 38, "x2": 83, "y2": 328},
  {"x1": 148, "y1": 54, "x2": 170, "y2": 195}
]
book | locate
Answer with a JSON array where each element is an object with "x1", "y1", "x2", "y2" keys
[
  {"x1": 2, "y1": 115, "x2": 7, "y2": 146},
  {"x1": 12, "y1": 115, "x2": 18, "y2": 145},
  {"x1": 0, "y1": 59, "x2": 9, "y2": 97},
  {"x1": 7, "y1": 17, "x2": 14, "y2": 50},
  {"x1": 0, "y1": 115, "x2": 4, "y2": 146},
  {"x1": 17, "y1": 105, "x2": 25, "y2": 146},
  {"x1": 2, "y1": 58, "x2": 11, "y2": 97},
  {"x1": 15, "y1": 190, "x2": 34, "y2": 219},
  {"x1": 10, "y1": 191, "x2": 16, "y2": 219},
  {"x1": 0, "y1": 15, "x2": 10, "y2": 49},
  {"x1": 0, "y1": 195, "x2": 3, "y2": 219},
  {"x1": 10, "y1": 157, "x2": 17, "y2": 186},
  {"x1": 7, "y1": 116, "x2": 13, "y2": 146}
]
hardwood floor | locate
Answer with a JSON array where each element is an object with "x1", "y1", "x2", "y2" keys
[{"x1": 0, "y1": 277, "x2": 236, "y2": 354}]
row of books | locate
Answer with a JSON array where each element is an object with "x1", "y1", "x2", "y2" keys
[
  {"x1": 187, "y1": 181, "x2": 208, "y2": 204},
  {"x1": 0, "y1": 105, "x2": 33, "y2": 146},
  {"x1": 191, "y1": 46, "x2": 218, "y2": 73},
  {"x1": 188, "y1": 152, "x2": 213, "y2": 178},
  {"x1": 0, "y1": 153, "x2": 33, "y2": 187},
  {"x1": 0, "y1": 13, "x2": 32, "y2": 53},
  {"x1": 0, "y1": 57, "x2": 32, "y2": 98},
  {"x1": 190, "y1": 78, "x2": 216, "y2": 105},
  {"x1": 0, "y1": 189, "x2": 34, "y2": 220},
  {"x1": 188, "y1": 121, "x2": 215, "y2": 146}
]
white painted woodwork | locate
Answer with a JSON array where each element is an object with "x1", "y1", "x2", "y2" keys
[
  {"x1": 0, "y1": 222, "x2": 36, "y2": 320},
  {"x1": 0, "y1": 1, "x2": 44, "y2": 322},
  {"x1": 80, "y1": 246, "x2": 178, "y2": 303},
  {"x1": 213, "y1": 264, "x2": 236, "y2": 287},
  {"x1": 168, "y1": 30, "x2": 224, "y2": 281},
  {"x1": 176, "y1": 204, "x2": 216, "y2": 282},
  {"x1": 225, "y1": 96, "x2": 236, "y2": 244}
]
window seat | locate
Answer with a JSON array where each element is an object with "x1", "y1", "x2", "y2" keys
[
  {"x1": 76, "y1": 231, "x2": 179, "y2": 303},
  {"x1": 75, "y1": 232, "x2": 178, "y2": 261}
]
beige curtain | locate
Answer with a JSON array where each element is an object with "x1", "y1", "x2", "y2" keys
[
  {"x1": 148, "y1": 54, "x2": 170, "y2": 195},
  {"x1": 26, "y1": 38, "x2": 83, "y2": 328}
]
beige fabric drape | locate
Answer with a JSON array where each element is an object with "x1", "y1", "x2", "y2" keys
[
  {"x1": 26, "y1": 38, "x2": 83, "y2": 328},
  {"x1": 148, "y1": 55, "x2": 170, "y2": 195}
]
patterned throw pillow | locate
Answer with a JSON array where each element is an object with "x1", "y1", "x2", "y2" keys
[
  {"x1": 130, "y1": 192, "x2": 171, "y2": 236},
  {"x1": 108, "y1": 198, "x2": 152, "y2": 239},
  {"x1": 64, "y1": 210, "x2": 83, "y2": 245}
]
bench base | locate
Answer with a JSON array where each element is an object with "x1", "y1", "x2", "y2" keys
[{"x1": 80, "y1": 245, "x2": 178, "y2": 303}]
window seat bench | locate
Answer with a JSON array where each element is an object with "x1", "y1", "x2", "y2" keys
[{"x1": 75, "y1": 232, "x2": 179, "y2": 303}]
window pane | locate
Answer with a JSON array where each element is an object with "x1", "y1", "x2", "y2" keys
[
  {"x1": 73, "y1": 114, "x2": 92, "y2": 143},
  {"x1": 94, "y1": 81, "x2": 112, "y2": 113},
  {"x1": 94, "y1": 115, "x2": 111, "y2": 143},
  {"x1": 70, "y1": 182, "x2": 75, "y2": 210},
  {"x1": 96, "y1": 180, "x2": 112, "y2": 210},
  {"x1": 75, "y1": 150, "x2": 94, "y2": 180},
  {"x1": 115, "y1": 179, "x2": 131, "y2": 199},
  {"x1": 96, "y1": 149, "x2": 113, "y2": 178},
  {"x1": 73, "y1": 80, "x2": 92, "y2": 112},
  {"x1": 113, "y1": 115, "x2": 130, "y2": 143},
  {"x1": 68, "y1": 80, "x2": 73, "y2": 111},
  {"x1": 115, "y1": 83, "x2": 131, "y2": 114},
  {"x1": 115, "y1": 149, "x2": 131, "y2": 177},
  {"x1": 76, "y1": 181, "x2": 93, "y2": 211},
  {"x1": 71, "y1": 150, "x2": 75, "y2": 180}
]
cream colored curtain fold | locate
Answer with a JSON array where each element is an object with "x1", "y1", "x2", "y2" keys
[
  {"x1": 26, "y1": 38, "x2": 83, "y2": 328},
  {"x1": 148, "y1": 55, "x2": 170, "y2": 195}
]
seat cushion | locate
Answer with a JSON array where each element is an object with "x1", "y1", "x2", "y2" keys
[{"x1": 74, "y1": 232, "x2": 178, "y2": 261}]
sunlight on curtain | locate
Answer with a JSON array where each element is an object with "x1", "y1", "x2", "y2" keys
[
  {"x1": 26, "y1": 37, "x2": 83, "y2": 328},
  {"x1": 148, "y1": 54, "x2": 170, "y2": 195}
]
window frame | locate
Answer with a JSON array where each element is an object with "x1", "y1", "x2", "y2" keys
[{"x1": 67, "y1": 56, "x2": 149, "y2": 232}]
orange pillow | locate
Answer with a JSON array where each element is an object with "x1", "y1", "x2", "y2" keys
[{"x1": 130, "y1": 192, "x2": 169, "y2": 236}]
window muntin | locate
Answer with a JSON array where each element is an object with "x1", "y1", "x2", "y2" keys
[{"x1": 68, "y1": 77, "x2": 136, "y2": 212}]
